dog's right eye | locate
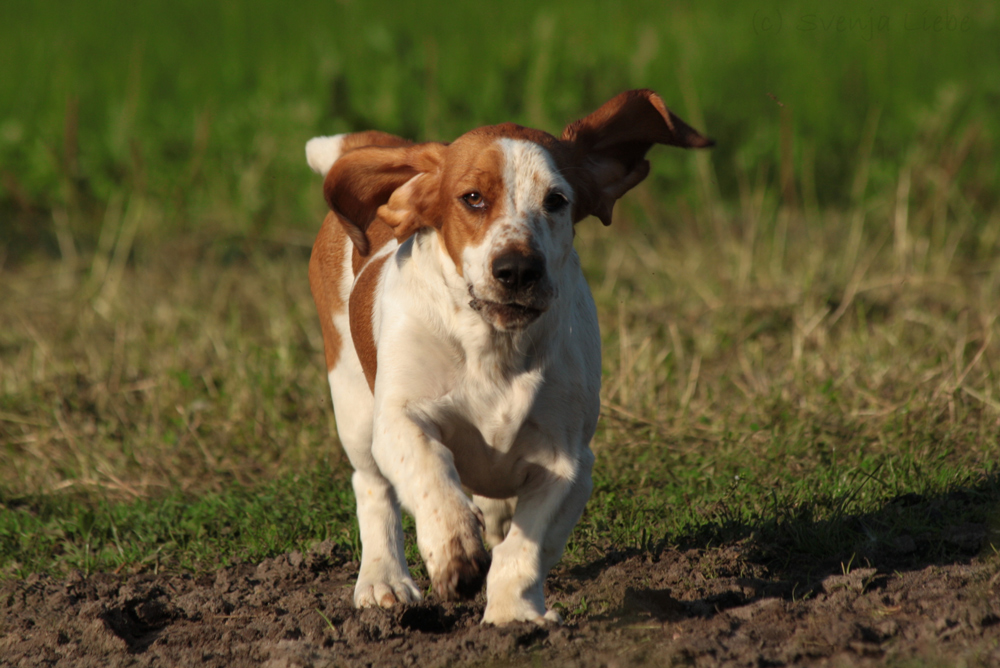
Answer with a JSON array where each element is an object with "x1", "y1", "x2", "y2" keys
[{"x1": 461, "y1": 192, "x2": 486, "y2": 210}]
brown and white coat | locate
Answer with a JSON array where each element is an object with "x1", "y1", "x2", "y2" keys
[{"x1": 306, "y1": 90, "x2": 712, "y2": 624}]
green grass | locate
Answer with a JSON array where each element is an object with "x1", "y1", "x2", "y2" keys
[
  {"x1": 2, "y1": 0, "x2": 997, "y2": 255},
  {"x1": 2, "y1": 0, "x2": 999, "y2": 579},
  {"x1": 1, "y1": 465, "x2": 357, "y2": 578}
]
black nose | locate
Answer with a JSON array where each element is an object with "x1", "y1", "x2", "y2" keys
[{"x1": 491, "y1": 251, "x2": 546, "y2": 290}]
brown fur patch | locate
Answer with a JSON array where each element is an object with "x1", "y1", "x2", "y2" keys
[
  {"x1": 308, "y1": 212, "x2": 398, "y2": 379},
  {"x1": 352, "y1": 219, "x2": 396, "y2": 276},
  {"x1": 308, "y1": 211, "x2": 348, "y2": 373},
  {"x1": 349, "y1": 253, "x2": 391, "y2": 391},
  {"x1": 430, "y1": 137, "x2": 509, "y2": 274}
]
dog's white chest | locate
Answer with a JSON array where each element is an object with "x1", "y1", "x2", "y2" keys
[
  {"x1": 425, "y1": 351, "x2": 547, "y2": 496},
  {"x1": 462, "y1": 353, "x2": 543, "y2": 444}
]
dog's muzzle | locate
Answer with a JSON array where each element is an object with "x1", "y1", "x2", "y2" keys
[{"x1": 469, "y1": 250, "x2": 553, "y2": 330}]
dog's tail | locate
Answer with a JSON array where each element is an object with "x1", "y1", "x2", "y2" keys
[{"x1": 307, "y1": 131, "x2": 416, "y2": 177}]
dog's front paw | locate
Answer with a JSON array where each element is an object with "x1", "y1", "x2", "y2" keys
[
  {"x1": 421, "y1": 509, "x2": 489, "y2": 601},
  {"x1": 482, "y1": 598, "x2": 562, "y2": 625},
  {"x1": 432, "y1": 534, "x2": 490, "y2": 600},
  {"x1": 354, "y1": 573, "x2": 422, "y2": 608}
]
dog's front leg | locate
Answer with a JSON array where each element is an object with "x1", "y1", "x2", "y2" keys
[
  {"x1": 371, "y1": 408, "x2": 490, "y2": 601},
  {"x1": 482, "y1": 447, "x2": 594, "y2": 625},
  {"x1": 350, "y1": 467, "x2": 422, "y2": 608}
]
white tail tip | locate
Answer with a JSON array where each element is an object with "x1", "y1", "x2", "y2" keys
[{"x1": 305, "y1": 135, "x2": 346, "y2": 176}]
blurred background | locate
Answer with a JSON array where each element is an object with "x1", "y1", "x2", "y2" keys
[
  {"x1": 1, "y1": 0, "x2": 998, "y2": 576},
  {"x1": 2, "y1": 0, "x2": 996, "y2": 257}
]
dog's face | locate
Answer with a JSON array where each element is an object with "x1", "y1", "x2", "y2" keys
[
  {"x1": 322, "y1": 90, "x2": 713, "y2": 331},
  {"x1": 432, "y1": 131, "x2": 575, "y2": 330}
]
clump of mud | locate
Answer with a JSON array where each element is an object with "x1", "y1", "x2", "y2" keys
[{"x1": 2, "y1": 540, "x2": 998, "y2": 667}]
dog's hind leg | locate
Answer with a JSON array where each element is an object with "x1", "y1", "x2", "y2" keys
[
  {"x1": 474, "y1": 496, "x2": 516, "y2": 549},
  {"x1": 481, "y1": 447, "x2": 594, "y2": 625},
  {"x1": 539, "y1": 446, "x2": 594, "y2": 576}
]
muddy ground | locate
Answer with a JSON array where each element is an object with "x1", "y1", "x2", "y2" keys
[{"x1": 2, "y1": 539, "x2": 999, "y2": 667}]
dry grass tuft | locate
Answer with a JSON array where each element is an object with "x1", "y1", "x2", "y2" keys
[{"x1": 1, "y1": 234, "x2": 342, "y2": 497}]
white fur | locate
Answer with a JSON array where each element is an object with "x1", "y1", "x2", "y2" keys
[
  {"x1": 317, "y1": 137, "x2": 600, "y2": 625},
  {"x1": 305, "y1": 134, "x2": 346, "y2": 175}
]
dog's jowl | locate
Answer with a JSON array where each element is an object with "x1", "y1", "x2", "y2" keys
[{"x1": 306, "y1": 90, "x2": 712, "y2": 625}]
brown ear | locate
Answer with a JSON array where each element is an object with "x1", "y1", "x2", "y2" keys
[
  {"x1": 323, "y1": 142, "x2": 445, "y2": 255},
  {"x1": 560, "y1": 89, "x2": 714, "y2": 225},
  {"x1": 375, "y1": 171, "x2": 442, "y2": 243}
]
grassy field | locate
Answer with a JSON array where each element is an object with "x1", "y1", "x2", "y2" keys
[{"x1": 1, "y1": 0, "x2": 999, "y2": 580}]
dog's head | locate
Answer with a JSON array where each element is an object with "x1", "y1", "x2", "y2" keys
[{"x1": 319, "y1": 90, "x2": 713, "y2": 331}]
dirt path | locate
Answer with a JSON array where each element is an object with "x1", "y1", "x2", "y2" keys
[{"x1": 2, "y1": 542, "x2": 998, "y2": 667}]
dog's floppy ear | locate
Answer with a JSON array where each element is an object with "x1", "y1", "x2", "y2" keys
[
  {"x1": 323, "y1": 142, "x2": 446, "y2": 255},
  {"x1": 560, "y1": 89, "x2": 714, "y2": 226}
]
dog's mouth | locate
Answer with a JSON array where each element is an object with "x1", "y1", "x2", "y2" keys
[{"x1": 468, "y1": 289, "x2": 546, "y2": 330}]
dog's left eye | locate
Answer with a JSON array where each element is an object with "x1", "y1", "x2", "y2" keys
[
  {"x1": 461, "y1": 192, "x2": 486, "y2": 210},
  {"x1": 543, "y1": 191, "x2": 568, "y2": 213}
]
